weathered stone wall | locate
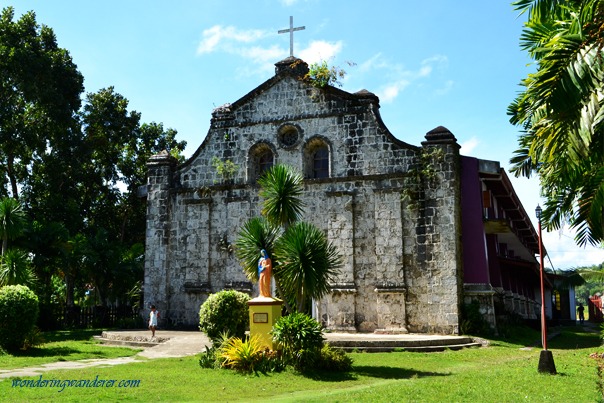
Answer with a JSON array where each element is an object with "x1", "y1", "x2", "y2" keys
[{"x1": 144, "y1": 58, "x2": 464, "y2": 333}]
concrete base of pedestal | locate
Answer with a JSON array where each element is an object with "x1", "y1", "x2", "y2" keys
[
  {"x1": 538, "y1": 349, "x2": 557, "y2": 374},
  {"x1": 248, "y1": 297, "x2": 283, "y2": 349}
]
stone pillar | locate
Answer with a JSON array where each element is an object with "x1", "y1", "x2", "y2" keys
[
  {"x1": 414, "y1": 126, "x2": 462, "y2": 334},
  {"x1": 144, "y1": 150, "x2": 177, "y2": 325}
]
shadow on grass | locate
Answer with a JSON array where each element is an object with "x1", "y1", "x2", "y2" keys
[
  {"x1": 298, "y1": 369, "x2": 357, "y2": 381},
  {"x1": 42, "y1": 329, "x2": 104, "y2": 343},
  {"x1": 485, "y1": 324, "x2": 601, "y2": 350},
  {"x1": 352, "y1": 365, "x2": 448, "y2": 380},
  {"x1": 5, "y1": 346, "x2": 80, "y2": 358},
  {"x1": 299, "y1": 365, "x2": 448, "y2": 382},
  {"x1": 547, "y1": 327, "x2": 601, "y2": 350}
]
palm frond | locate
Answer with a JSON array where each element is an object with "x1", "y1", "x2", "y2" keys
[
  {"x1": 258, "y1": 164, "x2": 305, "y2": 228},
  {"x1": 273, "y1": 222, "x2": 342, "y2": 312},
  {"x1": 234, "y1": 217, "x2": 278, "y2": 281},
  {"x1": 509, "y1": 0, "x2": 604, "y2": 246}
]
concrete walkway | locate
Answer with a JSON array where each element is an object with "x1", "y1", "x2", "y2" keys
[{"x1": 0, "y1": 329, "x2": 476, "y2": 380}]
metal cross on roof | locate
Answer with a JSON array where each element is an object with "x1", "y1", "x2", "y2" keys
[{"x1": 278, "y1": 16, "x2": 305, "y2": 57}]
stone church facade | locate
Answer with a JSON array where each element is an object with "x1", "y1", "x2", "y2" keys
[{"x1": 144, "y1": 57, "x2": 475, "y2": 334}]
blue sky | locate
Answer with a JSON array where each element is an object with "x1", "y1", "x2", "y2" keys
[{"x1": 6, "y1": 0, "x2": 604, "y2": 269}]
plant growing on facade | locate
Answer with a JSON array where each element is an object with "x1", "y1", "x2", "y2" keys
[
  {"x1": 211, "y1": 156, "x2": 238, "y2": 183},
  {"x1": 401, "y1": 147, "x2": 445, "y2": 210},
  {"x1": 304, "y1": 60, "x2": 346, "y2": 88}
]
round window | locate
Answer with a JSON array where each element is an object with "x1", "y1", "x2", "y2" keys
[{"x1": 278, "y1": 125, "x2": 300, "y2": 148}]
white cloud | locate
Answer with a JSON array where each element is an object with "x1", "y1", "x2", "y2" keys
[
  {"x1": 422, "y1": 55, "x2": 448, "y2": 67},
  {"x1": 543, "y1": 228, "x2": 604, "y2": 269},
  {"x1": 359, "y1": 53, "x2": 386, "y2": 72},
  {"x1": 240, "y1": 45, "x2": 285, "y2": 63},
  {"x1": 197, "y1": 25, "x2": 270, "y2": 55},
  {"x1": 280, "y1": 0, "x2": 299, "y2": 5},
  {"x1": 377, "y1": 80, "x2": 410, "y2": 104},
  {"x1": 460, "y1": 136, "x2": 479, "y2": 155},
  {"x1": 196, "y1": 25, "x2": 289, "y2": 77},
  {"x1": 357, "y1": 53, "x2": 450, "y2": 103},
  {"x1": 298, "y1": 40, "x2": 343, "y2": 64}
]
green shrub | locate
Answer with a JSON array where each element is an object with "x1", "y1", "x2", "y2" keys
[
  {"x1": 255, "y1": 348, "x2": 286, "y2": 373},
  {"x1": 316, "y1": 344, "x2": 353, "y2": 371},
  {"x1": 460, "y1": 300, "x2": 492, "y2": 336},
  {"x1": 199, "y1": 334, "x2": 286, "y2": 373},
  {"x1": 219, "y1": 334, "x2": 265, "y2": 372},
  {"x1": 199, "y1": 290, "x2": 250, "y2": 343},
  {"x1": 22, "y1": 326, "x2": 45, "y2": 350},
  {"x1": 271, "y1": 312, "x2": 325, "y2": 370},
  {"x1": 0, "y1": 285, "x2": 39, "y2": 350},
  {"x1": 198, "y1": 345, "x2": 223, "y2": 369}
]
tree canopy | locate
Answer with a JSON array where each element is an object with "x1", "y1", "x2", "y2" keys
[
  {"x1": 0, "y1": 6, "x2": 187, "y2": 312},
  {"x1": 0, "y1": 6, "x2": 84, "y2": 200},
  {"x1": 508, "y1": 0, "x2": 604, "y2": 246}
]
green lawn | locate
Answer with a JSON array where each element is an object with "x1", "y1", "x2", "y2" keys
[
  {"x1": 0, "y1": 326, "x2": 602, "y2": 402},
  {"x1": 0, "y1": 329, "x2": 140, "y2": 370}
]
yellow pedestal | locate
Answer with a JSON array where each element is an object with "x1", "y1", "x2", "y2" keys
[{"x1": 248, "y1": 297, "x2": 283, "y2": 350}]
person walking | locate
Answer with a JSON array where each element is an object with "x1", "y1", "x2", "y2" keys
[
  {"x1": 149, "y1": 305, "x2": 160, "y2": 338},
  {"x1": 578, "y1": 303, "x2": 585, "y2": 324}
]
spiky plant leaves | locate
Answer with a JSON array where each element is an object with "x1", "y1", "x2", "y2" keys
[
  {"x1": 0, "y1": 248, "x2": 36, "y2": 288},
  {"x1": 258, "y1": 164, "x2": 305, "y2": 228},
  {"x1": 235, "y1": 217, "x2": 278, "y2": 282},
  {"x1": 273, "y1": 222, "x2": 341, "y2": 313}
]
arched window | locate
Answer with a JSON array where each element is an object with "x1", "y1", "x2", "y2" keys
[
  {"x1": 258, "y1": 150, "x2": 273, "y2": 175},
  {"x1": 303, "y1": 137, "x2": 331, "y2": 179},
  {"x1": 312, "y1": 146, "x2": 329, "y2": 178},
  {"x1": 248, "y1": 143, "x2": 275, "y2": 182}
]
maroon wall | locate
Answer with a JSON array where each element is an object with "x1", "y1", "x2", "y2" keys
[{"x1": 460, "y1": 156, "x2": 490, "y2": 284}]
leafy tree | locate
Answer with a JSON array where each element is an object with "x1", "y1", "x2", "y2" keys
[
  {"x1": 236, "y1": 164, "x2": 342, "y2": 313},
  {"x1": 1, "y1": 8, "x2": 187, "y2": 311},
  {"x1": 508, "y1": 0, "x2": 604, "y2": 246},
  {"x1": 21, "y1": 221, "x2": 68, "y2": 307},
  {"x1": 0, "y1": 6, "x2": 83, "y2": 199}
]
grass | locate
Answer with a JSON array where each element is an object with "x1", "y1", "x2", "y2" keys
[
  {"x1": 0, "y1": 329, "x2": 141, "y2": 370},
  {"x1": 0, "y1": 325, "x2": 602, "y2": 402}
]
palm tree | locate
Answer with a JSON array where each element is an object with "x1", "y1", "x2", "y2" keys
[
  {"x1": 508, "y1": 0, "x2": 604, "y2": 246},
  {"x1": 0, "y1": 248, "x2": 36, "y2": 288},
  {"x1": 274, "y1": 222, "x2": 341, "y2": 313},
  {"x1": 0, "y1": 197, "x2": 26, "y2": 255},
  {"x1": 257, "y1": 164, "x2": 305, "y2": 228},
  {"x1": 235, "y1": 164, "x2": 342, "y2": 314}
]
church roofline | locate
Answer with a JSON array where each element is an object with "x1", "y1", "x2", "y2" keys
[{"x1": 178, "y1": 58, "x2": 420, "y2": 169}]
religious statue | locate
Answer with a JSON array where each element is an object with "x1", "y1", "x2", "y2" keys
[{"x1": 258, "y1": 249, "x2": 272, "y2": 298}]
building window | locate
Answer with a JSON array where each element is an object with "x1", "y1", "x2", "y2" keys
[
  {"x1": 249, "y1": 143, "x2": 276, "y2": 182},
  {"x1": 278, "y1": 124, "x2": 301, "y2": 148},
  {"x1": 303, "y1": 137, "x2": 330, "y2": 179},
  {"x1": 312, "y1": 147, "x2": 329, "y2": 178},
  {"x1": 258, "y1": 150, "x2": 273, "y2": 176}
]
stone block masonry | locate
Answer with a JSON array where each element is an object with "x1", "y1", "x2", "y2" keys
[{"x1": 144, "y1": 57, "x2": 463, "y2": 334}]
